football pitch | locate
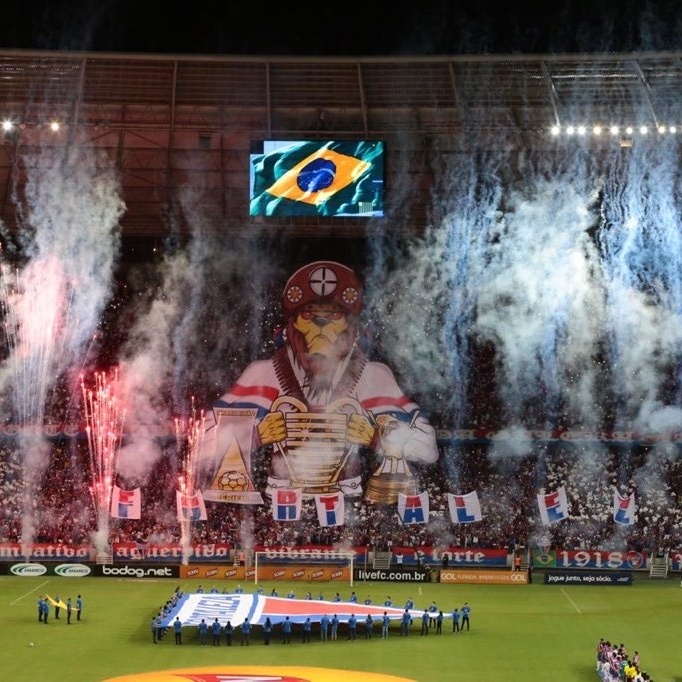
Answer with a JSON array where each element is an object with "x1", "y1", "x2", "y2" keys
[{"x1": 2, "y1": 573, "x2": 680, "y2": 682}]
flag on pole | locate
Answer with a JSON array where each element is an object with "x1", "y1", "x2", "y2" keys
[
  {"x1": 537, "y1": 486, "x2": 569, "y2": 525},
  {"x1": 397, "y1": 491, "x2": 429, "y2": 525},
  {"x1": 272, "y1": 488, "x2": 303, "y2": 522},
  {"x1": 447, "y1": 491, "x2": 482, "y2": 523},
  {"x1": 613, "y1": 490, "x2": 636, "y2": 525},
  {"x1": 110, "y1": 486, "x2": 142, "y2": 519},
  {"x1": 176, "y1": 491, "x2": 208, "y2": 521}
]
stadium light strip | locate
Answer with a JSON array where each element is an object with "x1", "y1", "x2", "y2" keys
[
  {"x1": 1, "y1": 119, "x2": 63, "y2": 132},
  {"x1": 550, "y1": 124, "x2": 678, "y2": 137}
]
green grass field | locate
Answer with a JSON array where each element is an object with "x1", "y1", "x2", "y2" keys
[{"x1": 1, "y1": 573, "x2": 679, "y2": 682}]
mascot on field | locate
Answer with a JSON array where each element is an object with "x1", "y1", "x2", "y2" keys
[{"x1": 202, "y1": 261, "x2": 438, "y2": 504}]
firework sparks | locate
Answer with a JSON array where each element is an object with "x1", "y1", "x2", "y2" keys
[
  {"x1": 1, "y1": 249, "x2": 80, "y2": 558},
  {"x1": 175, "y1": 399, "x2": 207, "y2": 564},
  {"x1": 80, "y1": 369, "x2": 126, "y2": 557}
]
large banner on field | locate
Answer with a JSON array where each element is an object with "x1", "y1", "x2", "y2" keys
[{"x1": 159, "y1": 592, "x2": 429, "y2": 628}]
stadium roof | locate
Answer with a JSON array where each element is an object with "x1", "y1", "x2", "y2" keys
[{"x1": 1, "y1": 49, "x2": 682, "y2": 240}]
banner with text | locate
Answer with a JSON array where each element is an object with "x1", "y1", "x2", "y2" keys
[
  {"x1": 543, "y1": 570, "x2": 633, "y2": 585},
  {"x1": 532, "y1": 549, "x2": 647, "y2": 571},
  {"x1": 440, "y1": 569, "x2": 529, "y2": 585},
  {"x1": 112, "y1": 542, "x2": 232, "y2": 562}
]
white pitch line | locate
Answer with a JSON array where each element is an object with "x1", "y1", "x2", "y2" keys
[
  {"x1": 560, "y1": 587, "x2": 581, "y2": 613},
  {"x1": 10, "y1": 580, "x2": 50, "y2": 606}
]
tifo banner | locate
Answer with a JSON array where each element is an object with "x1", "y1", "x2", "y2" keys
[
  {"x1": 3, "y1": 425, "x2": 682, "y2": 443},
  {"x1": 440, "y1": 569, "x2": 529, "y2": 584},
  {"x1": 202, "y1": 407, "x2": 264, "y2": 505}
]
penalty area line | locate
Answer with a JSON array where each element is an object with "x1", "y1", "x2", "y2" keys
[{"x1": 560, "y1": 587, "x2": 581, "y2": 613}]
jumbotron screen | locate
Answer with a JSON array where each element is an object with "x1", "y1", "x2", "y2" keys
[{"x1": 249, "y1": 140, "x2": 385, "y2": 218}]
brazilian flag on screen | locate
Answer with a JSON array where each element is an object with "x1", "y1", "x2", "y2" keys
[{"x1": 250, "y1": 140, "x2": 384, "y2": 217}]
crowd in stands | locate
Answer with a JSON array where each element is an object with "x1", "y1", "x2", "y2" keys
[
  {"x1": 597, "y1": 639, "x2": 653, "y2": 681},
  {"x1": 2, "y1": 437, "x2": 682, "y2": 556}
]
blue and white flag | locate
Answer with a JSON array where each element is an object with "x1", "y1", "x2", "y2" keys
[
  {"x1": 447, "y1": 491, "x2": 482, "y2": 523},
  {"x1": 110, "y1": 486, "x2": 141, "y2": 519},
  {"x1": 537, "y1": 486, "x2": 569, "y2": 525},
  {"x1": 397, "y1": 491, "x2": 429, "y2": 525},
  {"x1": 613, "y1": 490, "x2": 636, "y2": 526},
  {"x1": 314, "y1": 493, "x2": 345, "y2": 527}
]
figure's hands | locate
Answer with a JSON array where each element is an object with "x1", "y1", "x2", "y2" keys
[
  {"x1": 258, "y1": 412, "x2": 287, "y2": 445},
  {"x1": 346, "y1": 413, "x2": 375, "y2": 446}
]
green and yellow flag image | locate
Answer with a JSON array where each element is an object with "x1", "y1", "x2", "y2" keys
[{"x1": 250, "y1": 140, "x2": 384, "y2": 217}]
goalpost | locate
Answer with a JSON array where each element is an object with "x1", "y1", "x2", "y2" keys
[{"x1": 254, "y1": 550, "x2": 355, "y2": 588}]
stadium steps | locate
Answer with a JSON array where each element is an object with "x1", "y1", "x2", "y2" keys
[
  {"x1": 648, "y1": 553, "x2": 669, "y2": 579},
  {"x1": 234, "y1": 550, "x2": 252, "y2": 567},
  {"x1": 96, "y1": 552, "x2": 113, "y2": 565},
  {"x1": 373, "y1": 551, "x2": 392, "y2": 569}
]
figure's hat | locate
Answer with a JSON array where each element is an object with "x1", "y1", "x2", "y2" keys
[{"x1": 282, "y1": 261, "x2": 363, "y2": 316}]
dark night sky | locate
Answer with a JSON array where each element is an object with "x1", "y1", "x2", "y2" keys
[{"x1": 1, "y1": 0, "x2": 682, "y2": 56}]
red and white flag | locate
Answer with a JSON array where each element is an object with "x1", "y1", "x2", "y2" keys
[
  {"x1": 397, "y1": 491, "x2": 429, "y2": 525},
  {"x1": 272, "y1": 488, "x2": 303, "y2": 522},
  {"x1": 314, "y1": 493, "x2": 345, "y2": 527},
  {"x1": 447, "y1": 491, "x2": 482, "y2": 523},
  {"x1": 537, "y1": 486, "x2": 569, "y2": 525},
  {"x1": 176, "y1": 490, "x2": 208, "y2": 521},
  {"x1": 613, "y1": 490, "x2": 636, "y2": 526},
  {"x1": 110, "y1": 486, "x2": 141, "y2": 519}
]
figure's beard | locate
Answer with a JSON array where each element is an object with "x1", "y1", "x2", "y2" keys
[{"x1": 306, "y1": 354, "x2": 336, "y2": 400}]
